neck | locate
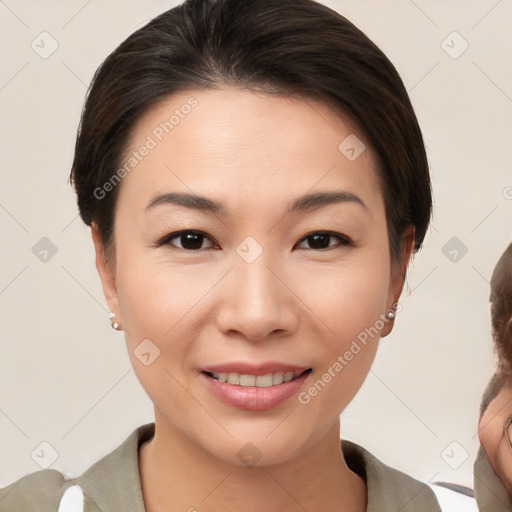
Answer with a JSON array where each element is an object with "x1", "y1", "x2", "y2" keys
[{"x1": 139, "y1": 412, "x2": 367, "y2": 512}]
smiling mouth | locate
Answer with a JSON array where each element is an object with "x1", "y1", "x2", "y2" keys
[{"x1": 202, "y1": 368, "x2": 312, "y2": 388}]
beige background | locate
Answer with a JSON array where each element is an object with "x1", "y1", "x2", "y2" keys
[{"x1": 1, "y1": 0, "x2": 511, "y2": 492}]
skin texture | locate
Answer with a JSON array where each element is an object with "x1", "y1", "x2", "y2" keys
[
  {"x1": 479, "y1": 384, "x2": 512, "y2": 501},
  {"x1": 92, "y1": 87, "x2": 415, "y2": 512}
]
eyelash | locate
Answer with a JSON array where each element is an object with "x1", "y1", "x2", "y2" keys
[{"x1": 153, "y1": 230, "x2": 353, "y2": 252}]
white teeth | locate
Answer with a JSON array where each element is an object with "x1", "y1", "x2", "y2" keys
[
  {"x1": 256, "y1": 374, "x2": 273, "y2": 387},
  {"x1": 240, "y1": 374, "x2": 256, "y2": 386},
  {"x1": 227, "y1": 373, "x2": 240, "y2": 385},
  {"x1": 210, "y1": 370, "x2": 306, "y2": 387},
  {"x1": 284, "y1": 372, "x2": 294, "y2": 382},
  {"x1": 272, "y1": 371, "x2": 284, "y2": 385}
]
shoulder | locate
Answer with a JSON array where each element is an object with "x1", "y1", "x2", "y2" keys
[
  {"x1": 473, "y1": 445, "x2": 511, "y2": 511},
  {"x1": 0, "y1": 468, "x2": 73, "y2": 511},
  {"x1": 341, "y1": 439, "x2": 442, "y2": 512},
  {"x1": 0, "y1": 423, "x2": 154, "y2": 512}
]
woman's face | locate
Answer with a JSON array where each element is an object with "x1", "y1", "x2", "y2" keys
[
  {"x1": 93, "y1": 86, "x2": 411, "y2": 465},
  {"x1": 479, "y1": 384, "x2": 512, "y2": 498}
]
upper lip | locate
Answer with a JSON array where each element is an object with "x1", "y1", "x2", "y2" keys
[{"x1": 202, "y1": 362, "x2": 311, "y2": 376}]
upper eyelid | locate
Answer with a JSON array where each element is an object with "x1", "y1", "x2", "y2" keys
[{"x1": 158, "y1": 230, "x2": 218, "y2": 248}]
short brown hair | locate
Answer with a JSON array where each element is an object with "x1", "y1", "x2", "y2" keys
[
  {"x1": 69, "y1": 0, "x2": 432, "y2": 268},
  {"x1": 490, "y1": 242, "x2": 512, "y2": 378}
]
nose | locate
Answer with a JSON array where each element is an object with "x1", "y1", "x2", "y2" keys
[{"x1": 215, "y1": 251, "x2": 299, "y2": 342}]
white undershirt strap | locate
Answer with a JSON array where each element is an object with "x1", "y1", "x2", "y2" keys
[
  {"x1": 58, "y1": 485, "x2": 84, "y2": 512},
  {"x1": 428, "y1": 483, "x2": 478, "y2": 511}
]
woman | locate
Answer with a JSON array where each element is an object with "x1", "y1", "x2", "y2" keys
[
  {"x1": 476, "y1": 241, "x2": 512, "y2": 510},
  {"x1": 0, "y1": 0, "x2": 441, "y2": 510}
]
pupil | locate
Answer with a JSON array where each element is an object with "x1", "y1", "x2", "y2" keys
[
  {"x1": 309, "y1": 234, "x2": 329, "y2": 249},
  {"x1": 182, "y1": 233, "x2": 203, "y2": 250}
]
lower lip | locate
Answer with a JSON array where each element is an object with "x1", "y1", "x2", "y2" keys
[{"x1": 200, "y1": 371, "x2": 311, "y2": 411}]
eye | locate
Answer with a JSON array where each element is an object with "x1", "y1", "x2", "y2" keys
[
  {"x1": 155, "y1": 230, "x2": 217, "y2": 251},
  {"x1": 296, "y1": 231, "x2": 352, "y2": 250},
  {"x1": 153, "y1": 229, "x2": 352, "y2": 252}
]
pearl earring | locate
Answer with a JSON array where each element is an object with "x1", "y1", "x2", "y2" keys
[
  {"x1": 386, "y1": 310, "x2": 395, "y2": 320},
  {"x1": 108, "y1": 311, "x2": 122, "y2": 331}
]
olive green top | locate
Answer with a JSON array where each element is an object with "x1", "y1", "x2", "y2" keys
[
  {"x1": 0, "y1": 422, "x2": 441, "y2": 511},
  {"x1": 473, "y1": 444, "x2": 512, "y2": 511}
]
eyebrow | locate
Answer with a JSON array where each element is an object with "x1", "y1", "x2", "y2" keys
[{"x1": 144, "y1": 190, "x2": 367, "y2": 216}]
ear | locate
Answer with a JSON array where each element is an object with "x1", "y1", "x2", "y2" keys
[
  {"x1": 380, "y1": 225, "x2": 415, "y2": 338},
  {"x1": 91, "y1": 223, "x2": 121, "y2": 321}
]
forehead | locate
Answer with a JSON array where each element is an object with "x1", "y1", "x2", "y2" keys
[{"x1": 116, "y1": 86, "x2": 382, "y2": 215}]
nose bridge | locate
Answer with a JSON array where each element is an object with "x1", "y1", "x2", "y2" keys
[
  {"x1": 235, "y1": 245, "x2": 280, "y2": 308},
  {"x1": 216, "y1": 238, "x2": 296, "y2": 340}
]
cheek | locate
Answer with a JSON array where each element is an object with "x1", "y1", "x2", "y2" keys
[
  {"x1": 293, "y1": 258, "x2": 390, "y2": 412},
  {"x1": 480, "y1": 410, "x2": 509, "y2": 469},
  {"x1": 114, "y1": 252, "x2": 198, "y2": 410},
  {"x1": 296, "y1": 254, "x2": 391, "y2": 337},
  {"x1": 114, "y1": 245, "x2": 201, "y2": 390},
  {"x1": 116, "y1": 241, "x2": 196, "y2": 333},
  {"x1": 496, "y1": 434, "x2": 512, "y2": 491}
]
